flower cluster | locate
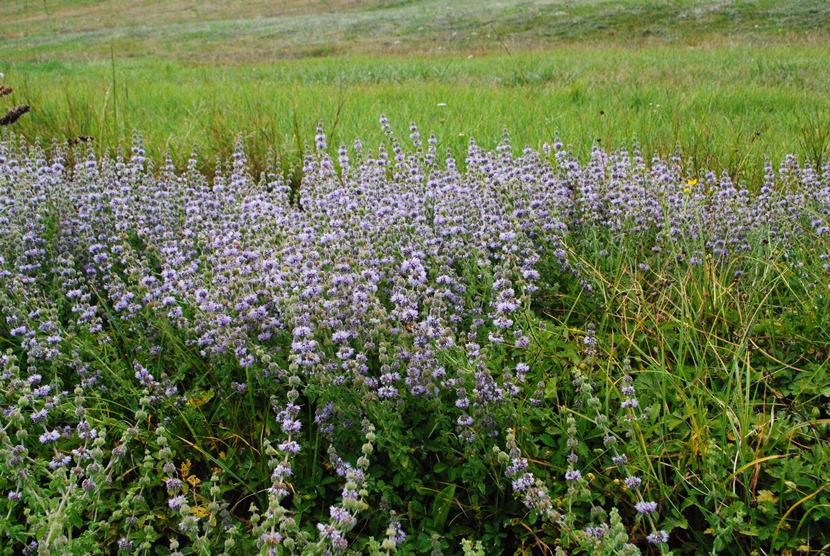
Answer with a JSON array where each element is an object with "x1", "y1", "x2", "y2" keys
[{"x1": 1, "y1": 125, "x2": 828, "y2": 554}]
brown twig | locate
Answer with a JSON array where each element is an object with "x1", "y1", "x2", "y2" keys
[
  {"x1": 0, "y1": 105, "x2": 30, "y2": 126},
  {"x1": 68, "y1": 135, "x2": 94, "y2": 146}
]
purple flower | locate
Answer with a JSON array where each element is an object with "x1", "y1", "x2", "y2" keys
[
  {"x1": 624, "y1": 476, "x2": 642, "y2": 489},
  {"x1": 273, "y1": 463, "x2": 292, "y2": 479},
  {"x1": 165, "y1": 478, "x2": 182, "y2": 492},
  {"x1": 647, "y1": 530, "x2": 669, "y2": 544},
  {"x1": 281, "y1": 419, "x2": 302, "y2": 433},
  {"x1": 612, "y1": 454, "x2": 628, "y2": 466},
  {"x1": 329, "y1": 505, "x2": 354, "y2": 525},
  {"x1": 565, "y1": 470, "x2": 582, "y2": 481},
  {"x1": 38, "y1": 430, "x2": 60, "y2": 444},
  {"x1": 621, "y1": 398, "x2": 639, "y2": 409},
  {"x1": 278, "y1": 440, "x2": 301, "y2": 454},
  {"x1": 511, "y1": 472, "x2": 535, "y2": 492},
  {"x1": 133, "y1": 363, "x2": 155, "y2": 387},
  {"x1": 635, "y1": 501, "x2": 658, "y2": 514}
]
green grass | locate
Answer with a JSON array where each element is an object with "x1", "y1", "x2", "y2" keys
[{"x1": 1, "y1": 0, "x2": 830, "y2": 182}]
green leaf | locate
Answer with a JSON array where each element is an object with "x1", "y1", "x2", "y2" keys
[{"x1": 432, "y1": 484, "x2": 456, "y2": 531}]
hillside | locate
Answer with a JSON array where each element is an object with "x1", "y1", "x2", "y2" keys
[{"x1": 1, "y1": 0, "x2": 829, "y2": 62}]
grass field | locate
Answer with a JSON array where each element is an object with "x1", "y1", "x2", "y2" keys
[
  {"x1": 1, "y1": 0, "x2": 830, "y2": 182},
  {"x1": 3, "y1": 0, "x2": 829, "y2": 60}
]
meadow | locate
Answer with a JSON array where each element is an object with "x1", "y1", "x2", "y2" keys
[
  {"x1": 2, "y1": 0, "x2": 830, "y2": 183},
  {"x1": 1, "y1": 1, "x2": 830, "y2": 555}
]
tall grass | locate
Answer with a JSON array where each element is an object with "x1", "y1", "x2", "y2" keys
[{"x1": 2, "y1": 43, "x2": 829, "y2": 184}]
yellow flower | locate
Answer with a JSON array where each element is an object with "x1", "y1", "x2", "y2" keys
[
  {"x1": 190, "y1": 505, "x2": 211, "y2": 518},
  {"x1": 683, "y1": 177, "x2": 697, "y2": 195},
  {"x1": 756, "y1": 490, "x2": 778, "y2": 504}
]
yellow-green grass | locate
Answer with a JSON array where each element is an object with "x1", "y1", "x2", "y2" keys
[
  {"x1": 3, "y1": 44, "x2": 829, "y2": 183},
  {"x1": 1, "y1": 0, "x2": 830, "y2": 183}
]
